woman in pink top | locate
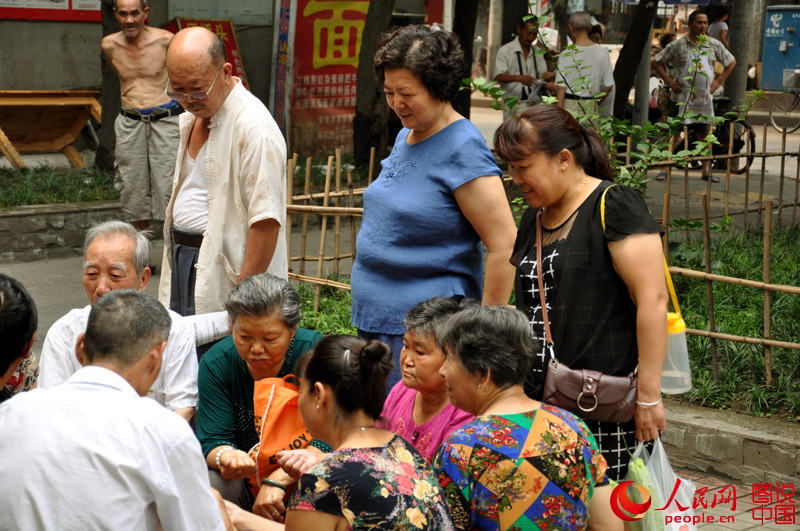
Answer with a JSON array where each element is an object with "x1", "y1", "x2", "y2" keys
[{"x1": 378, "y1": 297, "x2": 474, "y2": 461}]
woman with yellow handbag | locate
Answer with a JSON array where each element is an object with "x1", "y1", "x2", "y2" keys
[{"x1": 494, "y1": 105, "x2": 669, "y2": 481}]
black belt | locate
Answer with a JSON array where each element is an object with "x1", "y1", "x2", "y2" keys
[
  {"x1": 564, "y1": 93, "x2": 594, "y2": 101},
  {"x1": 171, "y1": 227, "x2": 203, "y2": 247},
  {"x1": 120, "y1": 105, "x2": 184, "y2": 122}
]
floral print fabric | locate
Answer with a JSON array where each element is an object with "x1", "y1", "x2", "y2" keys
[
  {"x1": 288, "y1": 434, "x2": 454, "y2": 530},
  {"x1": 434, "y1": 404, "x2": 608, "y2": 530}
]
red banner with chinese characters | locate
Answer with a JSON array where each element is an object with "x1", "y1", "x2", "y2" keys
[
  {"x1": 291, "y1": 0, "x2": 369, "y2": 155},
  {"x1": 162, "y1": 18, "x2": 249, "y2": 90},
  {"x1": 0, "y1": 0, "x2": 100, "y2": 22}
]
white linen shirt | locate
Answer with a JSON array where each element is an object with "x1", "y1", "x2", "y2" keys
[
  {"x1": 0, "y1": 366, "x2": 225, "y2": 531},
  {"x1": 39, "y1": 305, "x2": 198, "y2": 410},
  {"x1": 159, "y1": 81, "x2": 288, "y2": 314}
]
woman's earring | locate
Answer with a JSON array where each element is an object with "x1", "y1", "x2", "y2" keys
[
  {"x1": 315, "y1": 404, "x2": 320, "y2": 409},
  {"x1": 560, "y1": 165, "x2": 566, "y2": 172}
]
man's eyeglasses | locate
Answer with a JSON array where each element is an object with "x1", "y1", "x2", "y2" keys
[{"x1": 166, "y1": 64, "x2": 224, "y2": 103}]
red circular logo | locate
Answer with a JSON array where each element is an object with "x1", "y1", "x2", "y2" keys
[{"x1": 610, "y1": 481, "x2": 652, "y2": 521}]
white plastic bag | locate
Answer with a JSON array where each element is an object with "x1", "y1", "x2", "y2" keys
[
  {"x1": 623, "y1": 443, "x2": 663, "y2": 531},
  {"x1": 648, "y1": 438, "x2": 697, "y2": 531}
]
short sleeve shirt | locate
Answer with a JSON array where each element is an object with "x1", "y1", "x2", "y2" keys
[
  {"x1": 289, "y1": 435, "x2": 455, "y2": 530},
  {"x1": 433, "y1": 406, "x2": 608, "y2": 530},
  {"x1": 556, "y1": 44, "x2": 614, "y2": 98},
  {"x1": 351, "y1": 119, "x2": 502, "y2": 334},
  {"x1": 39, "y1": 305, "x2": 198, "y2": 410},
  {"x1": 654, "y1": 36, "x2": 734, "y2": 96},
  {"x1": 378, "y1": 382, "x2": 473, "y2": 462}
]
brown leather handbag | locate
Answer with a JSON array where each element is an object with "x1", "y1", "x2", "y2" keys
[{"x1": 534, "y1": 209, "x2": 638, "y2": 424}]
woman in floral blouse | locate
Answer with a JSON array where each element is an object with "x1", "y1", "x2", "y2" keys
[
  {"x1": 224, "y1": 335, "x2": 454, "y2": 530},
  {"x1": 433, "y1": 306, "x2": 620, "y2": 530}
]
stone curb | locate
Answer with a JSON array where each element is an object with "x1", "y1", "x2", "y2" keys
[{"x1": 664, "y1": 398, "x2": 800, "y2": 485}]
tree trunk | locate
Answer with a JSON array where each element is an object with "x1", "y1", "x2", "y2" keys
[
  {"x1": 451, "y1": 0, "x2": 480, "y2": 119},
  {"x1": 553, "y1": 0, "x2": 569, "y2": 53},
  {"x1": 725, "y1": 0, "x2": 754, "y2": 109},
  {"x1": 353, "y1": 0, "x2": 395, "y2": 168},
  {"x1": 96, "y1": 0, "x2": 120, "y2": 171},
  {"x1": 612, "y1": 0, "x2": 660, "y2": 118}
]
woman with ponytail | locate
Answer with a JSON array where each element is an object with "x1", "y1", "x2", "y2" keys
[
  {"x1": 224, "y1": 335, "x2": 454, "y2": 530},
  {"x1": 494, "y1": 105, "x2": 669, "y2": 481}
]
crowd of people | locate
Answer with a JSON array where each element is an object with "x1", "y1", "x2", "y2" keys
[{"x1": 0, "y1": 4, "x2": 684, "y2": 530}]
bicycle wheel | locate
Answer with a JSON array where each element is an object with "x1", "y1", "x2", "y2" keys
[
  {"x1": 769, "y1": 92, "x2": 800, "y2": 133},
  {"x1": 730, "y1": 122, "x2": 755, "y2": 174}
]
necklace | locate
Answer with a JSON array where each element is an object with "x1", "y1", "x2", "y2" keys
[
  {"x1": 542, "y1": 176, "x2": 588, "y2": 229},
  {"x1": 340, "y1": 424, "x2": 374, "y2": 441}
]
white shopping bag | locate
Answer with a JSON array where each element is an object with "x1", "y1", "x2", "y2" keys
[{"x1": 648, "y1": 438, "x2": 697, "y2": 531}]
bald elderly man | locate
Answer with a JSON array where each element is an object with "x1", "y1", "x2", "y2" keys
[{"x1": 159, "y1": 27, "x2": 288, "y2": 316}]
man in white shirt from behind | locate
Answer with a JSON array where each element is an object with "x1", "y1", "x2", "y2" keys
[
  {"x1": 38, "y1": 220, "x2": 198, "y2": 421},
  {"x1": 556, "y1": 11, "x2": 615, "y2": 118},
  {"x1": 0, "y1": 290, "x2": 229, "y2": 531}
]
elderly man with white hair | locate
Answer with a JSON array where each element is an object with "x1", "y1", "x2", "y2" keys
[{"x1": 39, "y1": 220, "x2": 198, "y2": 421}]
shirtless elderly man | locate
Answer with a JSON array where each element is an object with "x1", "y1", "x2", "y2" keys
[{"x1": 102, "y1": 0, "x2": 182, "y2": 231}]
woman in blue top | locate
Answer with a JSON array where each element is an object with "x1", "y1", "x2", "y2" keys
[{"x1": 352, "y1": 25, "x2": 517, "y2": 387}]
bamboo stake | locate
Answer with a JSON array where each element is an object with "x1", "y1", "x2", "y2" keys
[
  {"x1": 625, "y1": 136, "x2": 631, "y2": 167},
  {"x1": 662, "y1": 192, "x2": 670, "y2": 259},
  {"x1": 299, "y1": 157, "x2": 312, "y2": 275},
  {"x1": 288, "y1": 205, "x2": 363, "y2": 216},
  {"x1": 686, "y1": 328, "x2": 800, "y2": 351},
  {"x1": 794, "y1": 139, "x2": 800, "y2": 227},
  {"x1": 333, "y1": 148, "x2": 342, "y2": 277},
  {"x1": 702, "y1": 193, "x2": 718, "y2": 381},
  {"x1": 668, "y1": 267, "x2": 800, "y2": 295},
  {"x1": 288, "y1": 272, "x2": 351, "y2": 291},
  {"x1": 778, "y1": 127, "x2": 787, "y2": 226},
  {"x1": 314, "y1": 156, "x2": 334, "y2": 314},
  {"x1": 367, "y1": 146, "x2": 376, "y2": 184},
  {"x1": 743, "y1": 127, "x2": 751, "y2": 228},
  {"x1": 758, "y1": 123, "x2": 767, "y2": 226},
  {"x1": 684, "y1": 126, "x2": 690, "y2": 242},
  {"x1": 724, "y1": 121, "x2": 733, "y2": 217},
  {"x1": 292, "y1": 253, "x2": 355, "y2": 262},
  {"x1": 347, "y1": 169, "x2": 357, "y2": 263},
  {"x1": 704, "y1": 124, "x2": 712, "y2": 199},
  {"x1": 763, "y1": 201, "x2": 773, "y2": 386},
  {"x1": 286, "y1": 153, "x2": 298, "y2": 271},
  {"x1": 292, "y1": 188, "x2": 366, "y2": 201}
]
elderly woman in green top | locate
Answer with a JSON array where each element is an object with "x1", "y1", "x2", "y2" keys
[{"x1": 196, "y1": 273, "x2": 325, "y2": 522}]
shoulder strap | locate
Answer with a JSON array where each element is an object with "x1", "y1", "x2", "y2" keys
[
  {"x1": 535, "y1": 212, "x2": 553, "y2": 346},
  {"x1": 602, "y1": 183, "x2": 681, "y2": 316},
  {"x1": 515, "y1": 51, "x2": 529, "y2": 99}
]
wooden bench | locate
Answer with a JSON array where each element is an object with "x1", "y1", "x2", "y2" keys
[{"x1": 0, "y1": 89, "x2": 102, "y2": 169}]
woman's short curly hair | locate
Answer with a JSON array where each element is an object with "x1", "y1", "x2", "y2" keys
[{"x1": 374, "y1": 24, "x2": 466, "y2": 103}]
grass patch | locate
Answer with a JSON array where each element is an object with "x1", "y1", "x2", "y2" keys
[
  {"x1": 0, "y1": 166, "x2": 118, "y2": 207},
  {"x1": 297, "y1": 282, "x2": 357, "y2": 336},
  {"x1": 670, "y1": 227, "x2": 800, "y2": 419}
]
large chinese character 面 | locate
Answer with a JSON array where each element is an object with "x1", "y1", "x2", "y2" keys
[{"x1": 302, "y1": 1, "x2": 369, "y2": 69}]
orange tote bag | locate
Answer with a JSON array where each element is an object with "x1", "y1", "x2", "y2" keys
[{"x1": 248, "y1": 375, "x2": 313, "y2": 497}]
